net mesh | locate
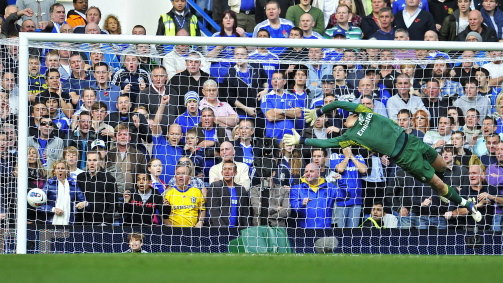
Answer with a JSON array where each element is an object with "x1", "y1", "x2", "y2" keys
[{"x1": 1, "y1": 37, "x2": 503, "y2": 254}]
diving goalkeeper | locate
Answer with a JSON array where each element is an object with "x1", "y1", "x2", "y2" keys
[{"x1": 283, "y1": 101, "x2": 482, "y2": 222}]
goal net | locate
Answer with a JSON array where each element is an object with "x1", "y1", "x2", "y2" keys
[{"x1": 2, "y1": 33, "x2": 503, "y2": 254}]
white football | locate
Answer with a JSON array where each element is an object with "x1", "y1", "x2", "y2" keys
[{"x1": 27, "y1": 188, "x2": 47, "y2": 208}]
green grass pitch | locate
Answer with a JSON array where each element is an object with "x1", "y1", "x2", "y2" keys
[{"x1": 1, "y1": 253, "x2": 502, "y2": 282}]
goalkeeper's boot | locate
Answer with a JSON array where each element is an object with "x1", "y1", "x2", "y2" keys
[{"x1": 465, "y1": 198, "x2": 482, "y2": 222}]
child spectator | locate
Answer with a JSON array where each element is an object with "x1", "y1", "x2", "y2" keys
[
  {"x1": 124, "y1": 233, "x2": 148, "y2": 253},
  {"x1": 148, "y1": 158, "x2": 167, "y2": 194},
  {"x1": 103, "y1": 15, "x2": 122, "y2": 35},
  {"x1": 174, "y1": 91, "x2": 201, "y2": 134},
  {"x1": 122, "y1": 172, "x2": 169, "y2": 225},
  {"x1": 63, "y1": 146, "x2": 84, "y2": 182}
]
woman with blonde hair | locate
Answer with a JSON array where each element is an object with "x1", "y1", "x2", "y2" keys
[
  {"x1": 103, "y1": 15, "x2": 122, "y2": 35},
  {"x1": 413, "y1": 109, "x2": 430, "y2": 134},
  {"x1": 27, "y1": 146, "x2": 46, "y2": 189},
  {"x1": 39, "y1": 160, "x2": 86, "y2": 225},
  {"x1": 277, "y1": 141, "x2": 303, "y2": 187}
]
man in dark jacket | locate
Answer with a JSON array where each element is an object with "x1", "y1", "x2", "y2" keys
[
  {"x1": 156, "y1": 0, "x2": 200, "y2": 36},
  {"x1": 207, "y1": 161, "x2": 251, "y2": 227},
  {"x1": 106, "y1": 95, "x2": 151, "y2": 154},
  {"x1": 77, "y1": 151, "x2": 117, "y2": 224},
  {"x1": 457, "y1": 10, "x2": 498, "y2": 41},
  {"x1": 360, "y1": 0, "x2": 388, "y2": 38},
  {"x1": 168, "y1": 51, "x2": 212, "y2": 109},
  {"x1": 122, "y1": 172, "x2": 169, "y2": 225},
  {"x1": 393, "y1": 0, "x2": 436, "y2": 41}
]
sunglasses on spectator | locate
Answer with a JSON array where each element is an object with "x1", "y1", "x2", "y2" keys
[
  {"x1": 177, "y1": 161, "x2": 191, "y2": 166},
  {"x1": 40, "y1": 121, "x2": 53, "y2": 126}
]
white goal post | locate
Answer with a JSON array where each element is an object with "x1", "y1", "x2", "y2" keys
[{"x1": 15, "y1": 32, "x2": 503, "y2": 254}]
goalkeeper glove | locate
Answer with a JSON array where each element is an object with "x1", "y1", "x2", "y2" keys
[
  {"x1": 304, "y1": 108, "x2": 324, "y2": 126},
  {"x1": 283, "y1": 129, "x2": 303, "y2": 146}
]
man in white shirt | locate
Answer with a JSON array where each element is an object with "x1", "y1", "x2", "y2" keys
[
  {"x1": 387, "y1": 73, "x2": 428, "y2": 121},
  {"x1": 209, "y1": 141, "x2": 251, "y2": 190},
  {"x1": 423, "y1": 116, "x2": 454, "y2": 149}
]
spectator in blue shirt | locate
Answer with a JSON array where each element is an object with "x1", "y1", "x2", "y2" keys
[
  {"x1": 91, "y1": 62, "x2": 121, "y2": 113},
  {"x1": 370, "y1": 7, "x2": 395, "y2": 40},
  {"x1": 253, "y1": 1, "x2": 294, "y2": 54},
  {"x1": 261, "y1": 71, "x2": 303, "y2": 141},
  {"x1": 67, "y1": 53, "x2": 94, "y2": 99},
  {"x1": 330, "y1": 146, "x2": 367, "y2": 228},
  {"x1": 151, "y1": 95, "x2": 184, "y2": 183},
  {"x1": 174, "y1": 91, "x2": 201, "y2": 134},
  {"x1": 290, "y1": 163, "x2": 346, "y2": 228}
]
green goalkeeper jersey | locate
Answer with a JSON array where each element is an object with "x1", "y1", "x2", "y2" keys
[{"x1": 304, "y1": 101, "x2": 404, "y2": 156}]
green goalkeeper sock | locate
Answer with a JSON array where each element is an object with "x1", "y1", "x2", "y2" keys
[{"x1": 441, "y1": 185, "x2": 465, "y2": 206}]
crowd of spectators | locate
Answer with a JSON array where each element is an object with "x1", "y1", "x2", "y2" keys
[{"x1": 0, "y1": 0, "x2": 503, "y2": 232}]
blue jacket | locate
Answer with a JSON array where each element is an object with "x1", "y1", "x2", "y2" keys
[
  {"x1": 290, "y1": 178, "x2": 346, "y2": 228},
  {"x1": 482, "y1": 8, "x2": 503, "y2": 39},
  {"x1": 40, "y1": 177, "x2": 86, "y2": 224}
]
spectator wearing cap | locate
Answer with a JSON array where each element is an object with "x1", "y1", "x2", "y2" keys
[
  {"x1": 457, "y1": 10, "x2": 498, "y2": 41},
  {"x1": 199, "y1": 80, "x2": 239, "y2": 139},
  {"x1": 465, "y1": 31, "x2": 483, "y2": 42},
  {"x1": 106, "y1": 123, "x2": 147, "y2": 189},
  {"x1": 324, "y1": 5, "x2": 362, "y2": 40},
  {"x1": 310, "y1": 74, "x2": 336, "y2": 109},
  {"x1": 393, "y1": 0, "x2": 436, "y2": 41},
  {"x1": 138, "y1": 65, "x2": 178, "y2": 130},
  {"x1": 322, "y1": 29, "x2": 345, "y2": 62},
  {"x1": 370, "y1": 7, "x2": 394, "y2": 40},
  {"x1": 174, "y1": 91, "x2": 201, "y2": 134}
]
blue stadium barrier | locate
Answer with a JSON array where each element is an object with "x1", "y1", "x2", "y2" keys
[
  {"x1": 186, "y1": 0, "x2": 220, "y2": 36},
  {"x1": 17, "y1": 226, "x2": 503, "y2": 254}
]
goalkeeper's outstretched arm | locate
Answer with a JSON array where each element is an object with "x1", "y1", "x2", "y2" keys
[
  {"x1": 321, "y1": 101, "x2": 372, "y2": 115},
  {"x1": 305, "y1": 101, "x2": 372, "y2": 125},
  {"x1": 283, "y1": 129, "x2": 346, "y2": 149}
]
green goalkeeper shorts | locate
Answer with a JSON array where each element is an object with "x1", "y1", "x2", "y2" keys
[{"x1": 393, "y1": 134, "x2": 439, "y2": 183}]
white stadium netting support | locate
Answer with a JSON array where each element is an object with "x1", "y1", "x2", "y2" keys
[{"x1": 1, "y1": 33, "x2": 503, "y2": 254}]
